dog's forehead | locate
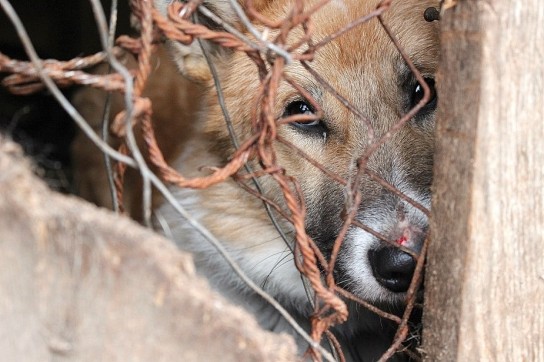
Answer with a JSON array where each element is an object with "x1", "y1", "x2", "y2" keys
[
  {"x1": 276, "y1": 0, "x2": 439, "y2": 110},
  {"x1": 215, "y1": 0, "x2": 439, "y2": 136},
  {"x1": 311, "y1": 0, "x2": 438, "y2": 66}
]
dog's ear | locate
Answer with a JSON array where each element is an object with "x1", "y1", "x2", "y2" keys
[{"x1": 154, "y1": 0, "x2": 269, "y2": 83}]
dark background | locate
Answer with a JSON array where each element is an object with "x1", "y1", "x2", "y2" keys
[{"x1": 0, "y1": 0, "x2": 131, "y2": 191}]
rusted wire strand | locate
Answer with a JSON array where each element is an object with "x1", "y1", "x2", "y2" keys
[
  {"x1": 101, "y1": 0, "x2": 121, "y2": 213},
  {"x1": 377, "y1": 236, "x2": 428, "y2": 362}
]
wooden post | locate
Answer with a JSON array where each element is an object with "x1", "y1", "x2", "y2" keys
[{"x1": 423, "y1": 1, "x2": 544, "y2": 360}]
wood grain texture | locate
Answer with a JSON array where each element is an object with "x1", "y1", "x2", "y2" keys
[
  {"x1": 0, "y1": 136, "x2": 297, "y2": 362},
  {"x1": 423, "y1": 1, "x2": 544, "y2": 360}
]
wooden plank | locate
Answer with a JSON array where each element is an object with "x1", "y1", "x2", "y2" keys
[
  {"x1": 0, "y1": 136, "x2": 297, "y2": 362},
  {"x1": 423, "y1": 1, "x2": 544, "y2": 360}
]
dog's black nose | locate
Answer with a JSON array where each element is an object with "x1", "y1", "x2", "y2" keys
[{"x1": 368, "y1": 247, "x2": 415, "y2": 293}]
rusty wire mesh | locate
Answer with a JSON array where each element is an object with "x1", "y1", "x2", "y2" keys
[{"x1": 0, "y1": 0, "x2": 441, "y2": 360}]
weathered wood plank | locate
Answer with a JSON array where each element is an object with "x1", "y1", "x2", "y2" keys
[
  {"x1": 423, "y1": 1, "x2": 544, "y2": 360},
  {"x1": 0, "y1": 136, "x2": 297, "y2": 362}
]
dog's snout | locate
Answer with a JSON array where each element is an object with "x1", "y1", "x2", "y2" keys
[{"x1": 368, "y1": 247, "x2": 415, "y2": 293}]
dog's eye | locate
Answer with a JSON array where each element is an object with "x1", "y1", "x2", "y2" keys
[
  {"x1": 284, "y1": 100, "x2": 320, "y2": 127},
  {"x1": 411, "y1": 77, "x2": 437, "y2": 112},
  {"x1": 283, "y1": 101, "x2": 328, "y2": 137}
]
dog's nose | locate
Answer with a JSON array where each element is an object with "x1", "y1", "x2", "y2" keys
[{"x1": 368, "y1": 247, "x2": 415, "y2": 293}]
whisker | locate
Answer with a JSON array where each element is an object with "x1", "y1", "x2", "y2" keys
[
  {"x1": 232, "y1": 230, "x2": 296, "y2": 251},
  {"x1": 262, "y1": 253, "x2": 295, "y2": 289}
]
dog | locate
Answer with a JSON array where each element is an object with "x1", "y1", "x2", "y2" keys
[
  {"x1": 151, "y1": 0, "x2": 439, "y2": 360},
  {"x1": 72, "y1": 0, "x2": 439, "y2": 360}
]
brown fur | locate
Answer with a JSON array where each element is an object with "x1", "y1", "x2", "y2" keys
[
  {"x1": 72, "y1": 1, "x2": 439, "y2": 360},
  {"x1": 71, "y1": 46, "x2": 204, "y2": 219},
  {"x1": 175, "y1": 0, "x2": 439, "y2": 247}
]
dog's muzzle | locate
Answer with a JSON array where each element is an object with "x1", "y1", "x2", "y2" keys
[{"x1": 368, "y1": 247, "x2": 416, "y2": 293}]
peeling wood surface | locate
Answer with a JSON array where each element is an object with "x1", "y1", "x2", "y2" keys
[
  {"x1": 0, "y1": 136, "x2": 297, "y2": 362},
  {"x1": 423, "y1": 1, "x2": 544, "y2": 360}
]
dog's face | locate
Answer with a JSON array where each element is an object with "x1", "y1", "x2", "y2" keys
[{"x1": 164, "y1": 0, "x2": 439, "y2": 308}]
